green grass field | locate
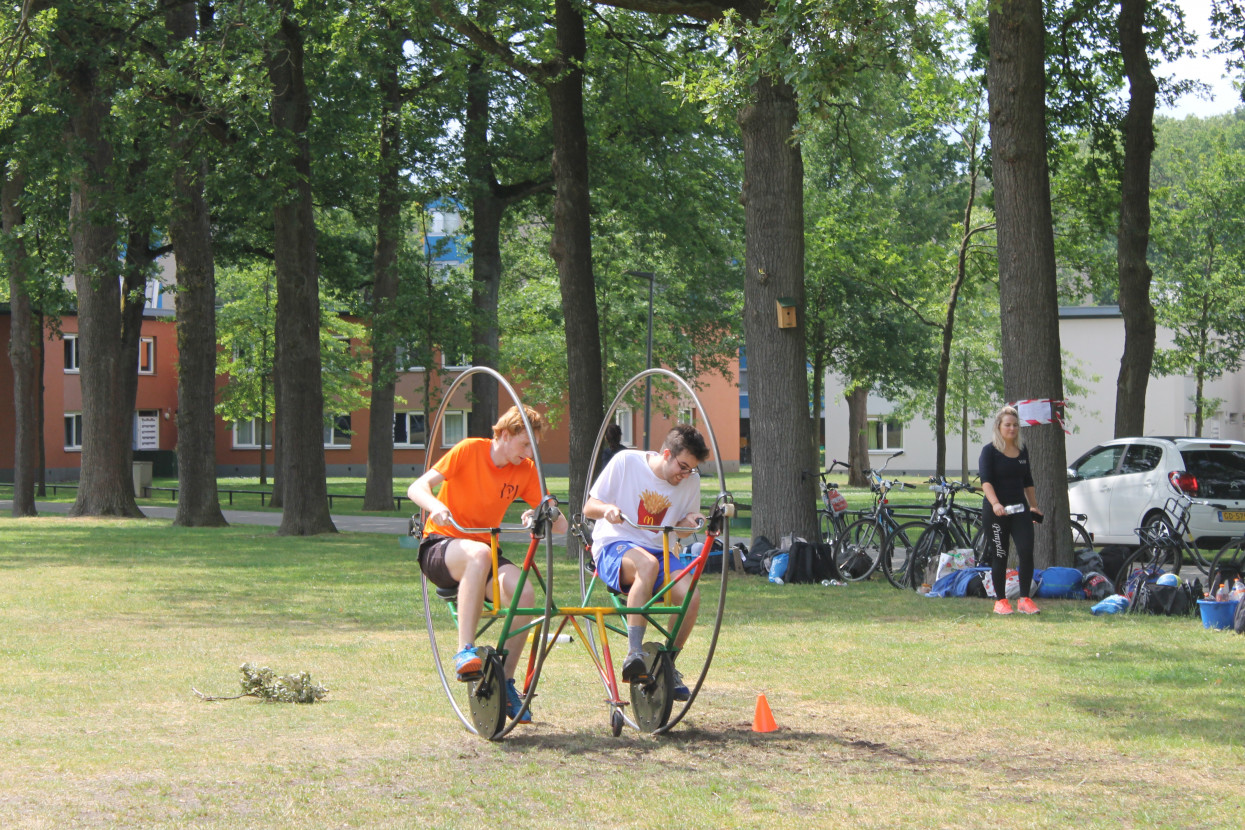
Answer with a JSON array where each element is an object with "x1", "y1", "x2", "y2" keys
[{"x1": 1, "y1": 516, "x2": 1243, "y2": 828}]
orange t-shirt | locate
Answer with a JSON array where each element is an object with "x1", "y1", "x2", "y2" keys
[{"x1": 422, "y1": 437, "x2": 543, "y2": 543}]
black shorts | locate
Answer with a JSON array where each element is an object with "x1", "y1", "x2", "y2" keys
[{"x1": 418, "y1": 534, "x2": 514, "y2": 590}]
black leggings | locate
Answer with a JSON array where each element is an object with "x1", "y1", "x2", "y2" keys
[{"x1": 985, "y1": 513, "x2": 1035, "y2": 599}]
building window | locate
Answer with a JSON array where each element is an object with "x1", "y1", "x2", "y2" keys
[
  {"x1": 137, "y1": 336, "x2": 155, "y2": 374},
  {"x1": 324, "y1": 414, "x2": 352, "y2": 448},
  {"x1": 443, "y1": 351, "x2": 472, "y2": 371},
  {"x1": 64, "y1": 335, "x2": 80, "y2": 373},
  {"x1": 867, "y1": 417, "x2": 903, "y2": 451},
  {"x1": 133, "y1": 410, "x2": 160, "y2": 450},
  {"x1": 441, "y1": 411, "x2": 467, "y2": 447},
  {"x1": 678, "y1": 407, "x2": 695, "y2": 426},
  {"x1": 394, "y1": 411, "x2": 427, "y2": 448},
  {"x1": 395, "y1": 346, "x2": 424, "y2": 373},
  {"x1": 233, "y1": 418, "x2": 273, "y2": 449},
  {"x1": 64, "y1": 413, "x2": 83, "y2": 450},
  {"x1": 614, "y1": 408, "x2": 634, "y2": 447}
]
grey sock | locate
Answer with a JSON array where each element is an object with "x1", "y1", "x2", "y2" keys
[{"x1": 627, "y1": 624, "x2": 645, "y2": 656}]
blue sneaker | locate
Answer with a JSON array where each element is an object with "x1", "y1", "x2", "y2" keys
[
  {"x1": 454, "y1": 646, "x2": 482, "y2": 681},
  {"x1": 672, "y1": 668, "x2": 690, "y2": 702},
  {"x1": 505, "y1": 678, "x2": 532, "y2": 723}
]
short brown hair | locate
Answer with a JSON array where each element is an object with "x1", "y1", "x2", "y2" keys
[
  {"x1": 663, "y1": 423, "x2": 709, "y2": 462},
  {"x1": 492, "y1": 405, "x2": 545, "y2": 440}
]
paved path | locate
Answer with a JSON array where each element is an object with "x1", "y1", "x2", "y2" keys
[{"x1": 1, "y1": 498, "x2": 536, "y2": 542}]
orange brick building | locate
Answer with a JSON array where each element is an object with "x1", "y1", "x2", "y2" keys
[{"x1": 2, "y1": 306, "x2": 740, "y2": 483}]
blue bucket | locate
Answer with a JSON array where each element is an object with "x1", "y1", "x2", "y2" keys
[{"x1": 1196, "y1": 599, "x2": 1239, "y2": 630}]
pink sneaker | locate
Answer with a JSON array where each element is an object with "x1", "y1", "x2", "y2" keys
[
  {"x1": 1017, "y1": 597, "x2": 1041, "y2": 615},
  {"x1": 993, "y1": 599, "x2": 1014, "y2": 615}
]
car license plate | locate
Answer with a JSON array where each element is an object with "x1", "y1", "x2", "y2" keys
[{"x1": 1219, "y1": 510, "x2": 1245, "y2": 522}]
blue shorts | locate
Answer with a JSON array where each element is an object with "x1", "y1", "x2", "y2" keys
[{"x1": 594, "y1": 540, "x2": 685, "y2": 593}]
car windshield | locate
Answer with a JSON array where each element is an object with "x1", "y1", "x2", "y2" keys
[{"x1": 1180, "y1": 449, "x2": 1245, "y2": 500}]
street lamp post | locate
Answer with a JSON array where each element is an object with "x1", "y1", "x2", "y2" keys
[{"x1": 626, "y1": 270, "x2": 656, "y2": 450}]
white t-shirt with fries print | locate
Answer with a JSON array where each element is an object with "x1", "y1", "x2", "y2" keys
[{"x1": 589, "y1": 450, "x2": 701, "y2": 551}]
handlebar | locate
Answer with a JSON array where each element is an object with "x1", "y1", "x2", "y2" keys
[
  {"x1": 432, "y1": 493, "x2": 563, "y2": 536},
  {"x1": 620, "y1": 513, "x2": 707, "y2": 533}
]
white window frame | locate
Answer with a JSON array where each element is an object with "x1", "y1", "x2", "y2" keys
[
  {"x1": 441, "y1": 410, "x2": 468, "y2": 447},
  {"x1": 133, "y1": 410, "x2": 160, "y2": 450},
  {"x1": 324, "y1": 414, "x2": 352, "y2": 448},
  {"x1": 614, "y1": 408, "x2": 634, "y2": 447},
  {"x1": 64, "y1": 413, "x2": 83, "y2": 450},
  {"x1": 678, "y1": 407, "x2": 696, "y2": 426},
  {"x1": 443, "y1": 351, "x2": 472, "y2": 371},
  {"x1": 64, "y1": 335, "x2": 80, "y2": 373},
  {"x1": 393, "y1": 411, "x2": 427, "y2": 448},
  {"x1": 866, "y1": 416, "x2": 904, "y2": 452},
  {"x1": 232, "y1": 418, "x2": 274, "y2": 449},
  {"x1": 137, "y1": 336, "x2": 155, "y2": 375},
  {"x1": 395, "y1": 345, "x2": 424, "y2": 373}
]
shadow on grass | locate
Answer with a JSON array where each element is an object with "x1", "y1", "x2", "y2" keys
[{"x1": 498, "y1": 724, "x2": 930, "y2": 767}]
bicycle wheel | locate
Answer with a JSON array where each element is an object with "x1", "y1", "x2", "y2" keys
[
  {"x1": 907, "y1": 525, "x2": 951, "y2": 592},
  {"x1": 819, "y1": 510, "x2": 843, "y2": 547},
  {"x1": 835, "y1": 517, "x2": 884, "y2": 581},
  {"x1": 1116, "y1": 543, "x2": 1180, "y2": 598},
  {"x1": 1209, "y1": 536, "x2": 1245, "y2": 594},
  {"x1": 881, "y1": 520, "x2": 926, "y2": 589},
  {"x1": 1070, "y1": 519, "x2": 1095, "y2": 564}
]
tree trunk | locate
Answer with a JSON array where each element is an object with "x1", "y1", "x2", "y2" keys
[
  {"x1": 65, "y1": 66, "x2": 143, "y2": 518},
  {"x1": 547, "y1": 0, "x2": 603, "y2": 525},
  {"x1": 1113, "y1": 0, "x2": 1158, "y2": 439},
  {"x1": 987, "y1": 0, "x2": 1070, "y2": 567},
  {"x1": 737, "y1": 69, "x2": 817, "y2": 541},
  {"x1": 845, "y1": 386, "x2": 870, "y2": 488},
  {"x1": 364, "y1": 53, "x2": 402, "y2": 512},
  {"x1": 935, "y1": 147, "x2": 983, "y2": 478},
  {"x1": 167, "y1": 0, "x2": 226, "y2": 527},
  {"x1": 268, "y1": 3, "x2": 335, "y2": 535},
  {"x1": 466, "y1": 59, "x2": 502, "y2": 440},
  {"x1": 3, "y1": 165, "x2": 39, "y2": 517}
]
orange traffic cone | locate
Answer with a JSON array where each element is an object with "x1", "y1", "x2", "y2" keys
[{"x1": 752, "y1": 693, "x2": 778, "y2": 733}]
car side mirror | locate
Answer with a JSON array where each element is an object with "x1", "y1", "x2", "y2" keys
[{"x1": 1067, "y1": 468, "x2": 1080, "y2": 482}]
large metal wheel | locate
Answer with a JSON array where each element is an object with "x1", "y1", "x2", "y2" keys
[
  {"x1": 467, "y1": 648, "x2": 508, "y2": 741},
  {"x1": 629, "y1": 643, "x2": 675, "y2": 734},
  {"x1": 578, "y1": 368, "x2": 730, "y2": 735},
  {"x1": 418, "y1": 367, "x2": 556, "y2": 740}
]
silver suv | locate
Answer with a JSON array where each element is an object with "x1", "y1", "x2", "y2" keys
[{"x1": 1066, "y1": 436, "x2": 1245, "y2": 549}]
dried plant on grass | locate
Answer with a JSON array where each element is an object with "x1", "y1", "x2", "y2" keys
[{"x1": 193, "y1": 662, "x2": 328, "y2": 704}]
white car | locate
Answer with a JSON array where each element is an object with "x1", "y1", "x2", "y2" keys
[{"x1": 1066, "y1": 437, "x2": 1245, "y2": 549}]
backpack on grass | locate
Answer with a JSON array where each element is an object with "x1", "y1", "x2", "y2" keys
[
  {"x1": 1131, "y1": 581, "x2": 1196, "y2": 616},
  {"x1": 743, "y1": 535, "x2": 772, "y2": 576},
  {"x1": 785, "y1": 540, "x2": 841, "y2": 583}
]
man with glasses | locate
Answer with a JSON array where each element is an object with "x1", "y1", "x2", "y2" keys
[{"x1": 584, "y1": 424, "x2": 710, "y2": 700}]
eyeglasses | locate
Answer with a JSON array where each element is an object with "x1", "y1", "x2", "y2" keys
[{"x1": 672, "y1": 456, "x2": 696, "y2": 474}]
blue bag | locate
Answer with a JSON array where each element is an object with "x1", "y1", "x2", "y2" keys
[
  {"x1": 767, "y1": 552, "x2": 789, "y2": 584},
  {"x1": 1036, "y1": 566, "x2": 1084, "y2": 599}
]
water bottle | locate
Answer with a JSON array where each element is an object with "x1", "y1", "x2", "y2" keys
[{"x1": 1215, "y1": 582, "x2": 1230, "y2": 601}]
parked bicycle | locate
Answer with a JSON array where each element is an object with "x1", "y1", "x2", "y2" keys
[
  {"x1": 815, "y1": 459, "x2": 854, "y2": 547},
  {"x1": 1115, "y1": 493, "x2": 1225, "y2": 589},
  {"x1": 832, "y1": 453, "x2": 917, "y2": 582},
  {"x1": 893, "y1": 478, "x2": 982, "y2": 591}
]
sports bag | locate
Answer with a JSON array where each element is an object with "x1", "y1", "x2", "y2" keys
[
  {"x1": 785, "y1": 540, "x2": 829, "y2": 584},
  {"x1": 1131, "y1": 582, "x2": 1193, "y2": 616}
]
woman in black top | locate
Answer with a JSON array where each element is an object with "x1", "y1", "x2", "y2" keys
[{"x1": 979, "y1": 405, "x2": 1043, "y2": 614}]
